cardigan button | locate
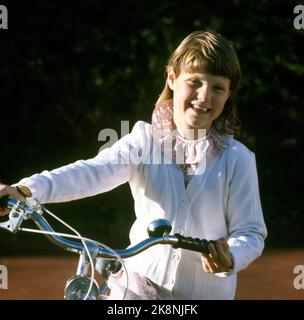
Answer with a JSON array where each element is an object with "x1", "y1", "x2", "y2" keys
[
  {"x1": 172, "y1": 254, "x2": 180, "y2": 262},
  {"x1": 181, "y1": 200, "x2": 187, "y2": 207},
  {"x1": 177, "y1": 228, "x2": 184, "y2": 235}
]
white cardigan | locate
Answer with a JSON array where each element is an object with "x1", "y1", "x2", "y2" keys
[{"x1": 18, "y1": 121, "x2": 267, "y2": 299}]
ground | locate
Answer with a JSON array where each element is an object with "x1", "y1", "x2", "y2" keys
[{"x1": 0, "y1": 249, "x2": 303, "y2": 300}]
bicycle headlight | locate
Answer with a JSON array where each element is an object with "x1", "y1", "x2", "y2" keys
[{"x1": 64, "y1": 275, "x2": 100, "y2": 300}]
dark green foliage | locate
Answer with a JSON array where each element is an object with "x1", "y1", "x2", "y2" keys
[{"x1": 0, "y1": 0, "x2": 303, "y2": 252}]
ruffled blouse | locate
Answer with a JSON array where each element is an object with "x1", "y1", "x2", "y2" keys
[{"x1": 151, "y1": 99, "x2": 233, "y2": 184}]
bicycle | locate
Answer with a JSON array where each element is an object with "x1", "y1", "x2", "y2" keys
[{"x1": 0, "y1": 196, "x2": 211, "y2": 300}]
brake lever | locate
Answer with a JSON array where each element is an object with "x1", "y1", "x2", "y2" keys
[
  {"x1": 0, "y1": 197, "x2": 42, "y2": 233},
  {"x1": 0, "y1": 200, "x2": 25, "y2": 233}
]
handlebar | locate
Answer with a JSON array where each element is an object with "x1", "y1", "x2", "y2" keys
[
  {"x1": 1, "y1": 196, "x2": 211, "y2": 299},
  {"x1": 0, "y1": 197, "x2": 210, "y2": 257}
]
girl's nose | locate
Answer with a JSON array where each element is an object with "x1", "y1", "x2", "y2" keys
[{"x1": 197, "y1": 85, "x2": 211, "y2": 103}]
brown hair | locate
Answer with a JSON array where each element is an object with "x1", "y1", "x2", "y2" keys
[{"x1": 156, "y1": 31, "x2": 241, "y2": 135}]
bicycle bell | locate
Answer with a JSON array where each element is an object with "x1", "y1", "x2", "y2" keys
[{"x1": 147, "y1": 219, "x2": 172, "y2": 237}]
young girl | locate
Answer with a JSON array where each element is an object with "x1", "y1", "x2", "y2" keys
[{"x1": 0, "y1": 31, "x2": 267, "y2": 300}]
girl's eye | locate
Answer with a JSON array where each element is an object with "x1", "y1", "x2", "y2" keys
[
  {"x1": 189, "y1": 79, "x2": 201, "y2": 86},
  {"x1": 213, "y1": 86, "x2": 225, "y2": 92}
]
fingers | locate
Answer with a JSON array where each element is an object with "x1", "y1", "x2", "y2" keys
[
  {"x1": 202, "y1": 254, "x2": 219, "y2": 273},
  {"x1": 201, "y1": 256, "x2": 210, "y2": 273},
  {"x1": 216, "y1": 239, "x2": 232, "y2": 268},
  {"x1": 202, "y1": 238, "x2": 232, "y2": 273},
  {"x1": 0, "y1": 208, "x2": 10, "y2": 216},
  {"x1": 208, "y1": 241, "x2": 217, "y2": 258},
  {"x1": 0, "y1": 184, "x2": 25, "y2": 202},
  {"x1": 0, "y1": 184, "x2": 26, "y2": 217}
]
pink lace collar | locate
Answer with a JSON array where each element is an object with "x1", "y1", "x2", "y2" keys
[{"x1": 151, "y1": 99, "x2": 233, "y2": 171}]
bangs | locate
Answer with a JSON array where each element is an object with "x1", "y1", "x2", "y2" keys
[
  {"x1": 171, "y1": 37, "x2": 241, "y2": 91},
  {"x1": 175, "y1": 51, "x2": 239, "y2": 90},
  {"x1": 179, "y1": 53, "x2": 209, "y2": 74}
]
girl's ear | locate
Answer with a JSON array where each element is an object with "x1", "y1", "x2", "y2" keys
[{"x1": 167, "y1": 72, "x2": 175, "y2": 91}]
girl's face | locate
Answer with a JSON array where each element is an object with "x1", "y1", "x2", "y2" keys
[{"x1": 168, "y1": 71, "x2": 231, "y2": 139}]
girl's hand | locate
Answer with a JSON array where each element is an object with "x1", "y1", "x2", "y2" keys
[
  {"x1": 202, "y1": 238, "x2": 233, "y2": 273},
  {"x1": 0, "y1": 184, "x2": 26, "y2": 216}
]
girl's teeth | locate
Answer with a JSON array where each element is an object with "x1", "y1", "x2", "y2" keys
[{"x1": 193, "y1": 105, "x2": 210, "y2": 112}]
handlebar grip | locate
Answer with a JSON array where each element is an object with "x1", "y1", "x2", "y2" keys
[{"x1": 173, "y1": 234, "x2": 210, "y2": 254}]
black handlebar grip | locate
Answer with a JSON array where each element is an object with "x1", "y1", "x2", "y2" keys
[
  {"x1": 0, "y1": 196, "x2": 9, "y2": 209},
  {"x1": 173, "y1": 234, "x2": 210, "y2": 254}
]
